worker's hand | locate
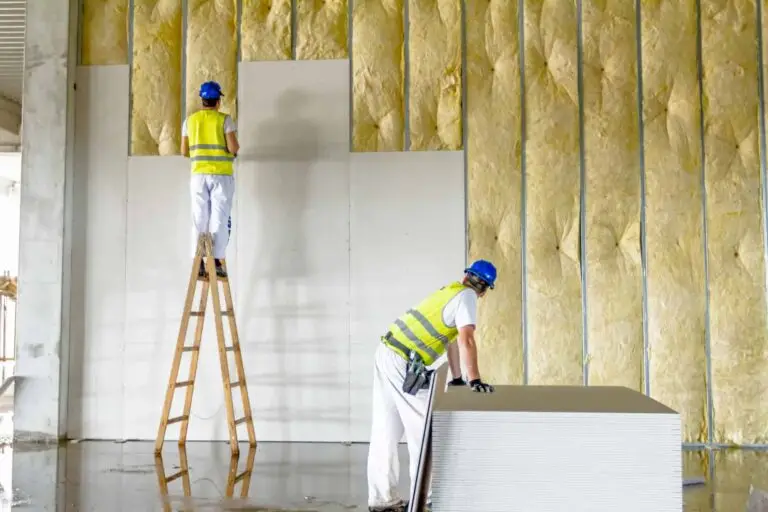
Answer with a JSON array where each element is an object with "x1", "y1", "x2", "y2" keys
[
  {"x1": 447, "y1": 377, "x2": 466, "y2": 387},
  {"x1": 469, "y1": 379, "x2": 494, "y2": 393}
]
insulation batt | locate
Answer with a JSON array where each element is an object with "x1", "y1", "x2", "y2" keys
[
  {"x1": 186, "y1": 0, "x2": 238, "y2": 120},
  {"x1": 581, "y1": 0, "x2": 643, "y2": 391},
  {"x1": 466, "y1": 0, "x2": 524, "y2": 384},
  {"x1": 131, "y1": 0, "x2": 183, "y2": 155},
  {"x1": 701, "y1": 0, "x2": 768, "y2": 445},
  {"x1": 642, "y1": 0, "x2": 708, "y2": 444},
  {"x1": 81, "y1": 0, "x2": 128, "y2": 65},
  {"x1": 523, "y1": 0, "x2": 583, "y2": 385},
  {"x1": 241, "y1": 0, "x2": 291, "y2": 60},
  {"x1": 352, "y1": 0, "x2": 404, "y2": 151},
  {"x1": 297, "y1": 0, "x2": 348, "y2": 59},
  {"x1": 408, "y1": 0, "x2": 461, "y2": 150}
]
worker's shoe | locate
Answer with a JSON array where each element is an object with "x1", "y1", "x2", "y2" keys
[
  {"x1": 368, "y1": 499, "x2": 407, "y2": 512},
  {"x1": 198, "y1": 261, "x2": 208, "y2": 279},
  {"x1": 214, "y1": 259, "x2": 227, "y2": 278}
]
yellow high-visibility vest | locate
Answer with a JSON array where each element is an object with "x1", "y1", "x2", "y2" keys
[
  {"x1": 187, "y1": 110, "x2": 234, "y2": 175},
  {"x1": 384, "y1": 281, "x2": 467, "y2": 365}
]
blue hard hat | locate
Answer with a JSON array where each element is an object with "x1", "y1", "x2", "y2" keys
[
  {"x1": 199, "y1": 81, "x2": 223, "y2": 100},
  {"x1": 465, "y1": 259, "x2": 497, "y2": 289}
]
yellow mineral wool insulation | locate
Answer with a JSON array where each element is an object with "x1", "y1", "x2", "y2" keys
[
  {"x1": 408, "y1": 0, "x2": 461, "y2": 150},
  {"x1": 715, "y1": 450, "x2": 768, "y2": 510},
  {"x1": 581, "y1": 0, "x2": 642, "y2": 390},
  {"x1": 81, "y1": 0, "x2": 128, "y2": 65},
  {"x1": 702, "y1": 0, "x2": 768, "y2": 445},
  {"x1": 352, "y1": 0, "x2": 404, "y2": 152},
  {"x1": 641, "y1": 0, "x2": 707, "y2": 443},
  {"x1": 523, "y1": 0, "x2": 583, "y2": 385},
  {"x1": 131, "y1": 0, "x2": 183, "y2": 156},
  {"x1": 466, "y1": 0, "x2": 523, "y2": 384},
  {"x1": 241, "y1": 0, "x2": 291, "y2": 61},
  {"x1": 297, "y1": 0, "x2": 348, "y2": 59},
  {"x1": 186, "y1": 0, "x2": 238, "y2": 120}
]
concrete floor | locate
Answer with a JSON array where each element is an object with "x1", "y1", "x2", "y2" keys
[{"x1": 0, "y1": 441, "x2": 763, "y2": 511}]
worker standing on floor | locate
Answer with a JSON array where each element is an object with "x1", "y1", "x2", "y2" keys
[
  {"x1": 181, "y1": 80, "x2": 240, "y2": 278},
  {"x1": 367, "y1": 260, "x2": 497, "y2": 512}
]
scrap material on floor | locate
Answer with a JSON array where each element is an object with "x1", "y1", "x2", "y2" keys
[{"x1": 429, "y1": 383, "x2": 681, "y2": 511}]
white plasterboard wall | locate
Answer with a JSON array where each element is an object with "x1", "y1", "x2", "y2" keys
[{"x1": 69, "y1": 60, "x2": 466, "y2": 442}]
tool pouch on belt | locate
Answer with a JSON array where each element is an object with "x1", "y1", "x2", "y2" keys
[{"x1": 402, "y1": 350, "x2": 433, "y2": 396}]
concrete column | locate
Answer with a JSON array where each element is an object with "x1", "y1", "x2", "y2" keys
[{"x1": 12, "y1": 0, "x2": 78, "y2": 442}]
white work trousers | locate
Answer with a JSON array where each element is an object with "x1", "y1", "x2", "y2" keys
[
  {"x1": 190, "y1": 174, "x2": 234, "y2": 259},
  {"x1": 367, "y1": 343, "x2": 431, "y2": 508}
]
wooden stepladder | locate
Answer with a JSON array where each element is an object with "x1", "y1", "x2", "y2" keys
[{"x1": 155, "y1": 233, "x2": 256, "y2": 456}]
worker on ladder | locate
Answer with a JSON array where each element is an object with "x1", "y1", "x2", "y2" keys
[
  {"x1": 367, "y1": 260, "x2": 497, "y2": 512},
  {"x1": 181, "y1": 80, "x2": 240, "y2": 279}
]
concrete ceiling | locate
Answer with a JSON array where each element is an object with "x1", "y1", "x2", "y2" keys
[{"x1": 0, "y1": 0, "x2": 24, "y2": 151}]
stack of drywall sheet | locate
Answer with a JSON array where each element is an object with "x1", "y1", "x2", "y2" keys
[{"x1": 430, "y1": 385, "x2": 681, "y2": 512}]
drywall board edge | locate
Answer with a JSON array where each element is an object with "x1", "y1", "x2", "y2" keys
[
  {"x1": 433, "y1": 384, "x2": 677, "y2": 414},
  {"x1": 69, "y1": 66, "x2": 130, "y2": 439},
  {"x1": 348, "y1": 150, "x2": 465, "y2": 442}
]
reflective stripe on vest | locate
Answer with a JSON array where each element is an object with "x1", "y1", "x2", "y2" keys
[
  {"x1": 385, "y1": 281, "x2": 466, "y2": 365},
  {"x1": 187, "y1": 110, "x2": 234, "y2": 175}
]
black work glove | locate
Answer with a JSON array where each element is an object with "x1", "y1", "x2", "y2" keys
[
  {"x1": 448, "y1": 377, "x2": 466, "y2": 386},
  {"x1": 469, "y1": 379, "x2": 494, "y2": 393}
]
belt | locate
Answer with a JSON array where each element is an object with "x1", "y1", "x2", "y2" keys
[{"x1": 382, "y1": 331, "x2": 411, "y2": 361}]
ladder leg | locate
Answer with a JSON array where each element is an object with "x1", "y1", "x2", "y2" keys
[
  {"x1": 178, "y1": 280, "x2": 209, "y2": 444},
  {"x1": 155, "y1": 236, "x2": 205, "y2": 454},
  {"x1": 220, "y1": 265, "x2": 257, "y2": 447},
  {"x1": 205, "y1": 235, "x2": 240, "y2": 456},
  {"x1": 224, "y1": 451, "x2": 241, "y2": 498}
]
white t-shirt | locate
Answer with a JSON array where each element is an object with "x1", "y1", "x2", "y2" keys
[
  {"x1": 441, "y1": 288, "x2": 478, "y2": 329},
  {"x1": 181, "y1": 114, "x2": 237, "y2": 137}
]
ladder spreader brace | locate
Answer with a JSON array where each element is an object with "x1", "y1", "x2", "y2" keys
[{"x1": 155, "y1": 233, "x2": 256, "y2": 456}]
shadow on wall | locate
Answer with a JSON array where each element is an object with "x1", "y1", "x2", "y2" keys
[{"x1": 238, "y1": 89, "x2": 344, "y2": 437}]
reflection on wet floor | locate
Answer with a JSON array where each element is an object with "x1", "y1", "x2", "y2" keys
[{"x1": 2, "y1": 441, "x2": 768, "y2": 510}]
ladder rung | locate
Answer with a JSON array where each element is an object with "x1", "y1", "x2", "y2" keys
[
  {"x1": 190, "y1": 311, "x2": 204, "y2": 317},
  {"x1": 174, "y1": 380, "x2": 193, "y2": 388},
  {"x1": 167, "y1": 415, "x2": 189, "y2": 425},
  {"x1": 234, "y1": 471, "x2": 248, "y2": 483},
  {"x1": 221, "y1": 310, "x2": 232, "y2": 316},
  {"x1": 165, "y1": 469, "x2": 187, "y2": 483},
  {"x1": 234, "y1": 416, "x2": 249, "y2": 426},
  {"x1": 225, "y1": 346, "x2": 234, "y2": 352},
  {"x1": 182, "y1": 346, "x2": 199, "y2": 352},
  {"x1": 229, "y1": 381, "x2": 241, "y2": 388}
]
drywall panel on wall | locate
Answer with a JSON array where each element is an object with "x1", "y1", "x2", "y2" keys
[
  {"x1": 465, "y1": 0, "x2": 523, "y2": 385},
  {"x1": 236, "y1": 59, "x2": 350, "y2": 442},
  {"x1": 642, "y1": 0, "x2": 707, "y2": 443},
  {"x1": 186, "y1": 0, "x2": 238, "y2": 119},
  {"x1": 69, "y1": 66, "x2": 130, "y2": 439},
  {"x1": 701, "y1": 0, "x2": 768, "y2": 445},
  {"x1": 122, "y1": 156, "x2": 242, "y2": 442},
  {"x1": 349, "y1": 151, "x2": 465, "y2": 441},
  {"x1": 80, "y1": 0, "x2": 128, "y2": 65},
  {"x1": 131, "y1": 0, "x2": 182, "y2": 156},
  {"x1": 523, "y1": 0, "x2": 583, "y2": 385},
  {"x1": 581, "y1": 0, "x2": 643, "y2": 390}
]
